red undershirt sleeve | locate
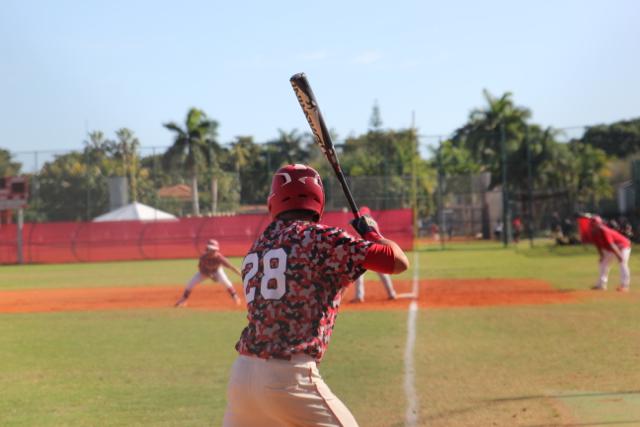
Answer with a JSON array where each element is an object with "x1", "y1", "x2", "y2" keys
[{"x1": 362, "y1": 243, "x2": 395, "y2": 274}]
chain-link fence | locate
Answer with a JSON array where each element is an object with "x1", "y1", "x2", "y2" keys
[
  {"x1": 430, "y1": 171, "x2": 579, "y2": 242},
  {"x1": 4, "y1": 148, "x2": 427, "y2": 223},
  {"x1": 4, "y1": 145, "x2": 637, "y2": 245},
  {"x1": 323, "y1": 174, "x2": 419, "y2": 212},
  {"x1": 5, "y1": 148, "x2": 242, "y2": 222}
]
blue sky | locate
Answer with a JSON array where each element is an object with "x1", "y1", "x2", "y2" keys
[{"x1": 1, "y1": 0, "x2": 639, "y2": 160}]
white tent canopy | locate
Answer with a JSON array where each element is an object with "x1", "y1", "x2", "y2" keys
[{"x1": 92, "y1": 202, "x2": 178, "y2": 222}]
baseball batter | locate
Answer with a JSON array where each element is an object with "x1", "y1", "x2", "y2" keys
[
  {"x1": 175, "y1": 239, "x2": 242, "y2": 307},
  {"x1": 222, "y1": 164, "x2": 409, "y2": 427},
  {"x1": 589, "y1": 216, "x2": 632, "y2": 292}
]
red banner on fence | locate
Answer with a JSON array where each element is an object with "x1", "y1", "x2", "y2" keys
[{"x1": 0, "y1": 208, "x2": 413, "y2": 265}]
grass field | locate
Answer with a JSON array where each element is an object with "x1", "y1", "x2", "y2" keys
[{"x1": 1, "y1": 240, "x2": 639, "y2": 426}]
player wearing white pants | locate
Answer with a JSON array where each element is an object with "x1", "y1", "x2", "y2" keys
[
  {"x1": 588, "y1": 216, "x2": 632, "y2": 292},
  {"x1": 175, "y1": 239, "x2": 242, "y2": 307},
  {"x1": 183, "y1": 267, "x2": 235, "y2": 297},
  {"x1": 352, "y1": 272, "x2": 397, "y2": 302}
]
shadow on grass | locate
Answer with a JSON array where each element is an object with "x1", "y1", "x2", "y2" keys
[
  {"x1": 423, "y1": 410, "x2": 640, "y2": 426},
  {"x1": 415, "y1": 241, "x2": 594, "y2": 257},
  {"x1": 422, "y1": 390, "x2": 640, "y2": 426},
  {"x1": 527, "y1": 421, "x2": 640, "y2": 426},
  {"x1": 489, "y1": 390, "x2": 640, "y2": 402},
  {"x1": 416, "y1": 243, "x2": 509, "y2": 253},
  {"x1": 517, "y1": 244, "x2": 594, "y2": 258}
]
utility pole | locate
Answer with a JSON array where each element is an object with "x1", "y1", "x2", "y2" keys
[
  {"x1": 209, "y1": 141, "x2": 217, "y2": 215},
  {"x1": 437, "y1": 138, "x2": 445, "y2": 250},
  {"x1": 525, "y1": 128, "x2": 534, "y2": 247},
  {"x1": 500, "y1": 124, "x2": 510, "y2": 247},
  {"x1": 85, "y1": 150, "x2": 91, "y2": 221},
  {"x1": 411, "y1": 111, "x2": 418, "y2": 239}
]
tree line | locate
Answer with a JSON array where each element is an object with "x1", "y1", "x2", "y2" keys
[{"x1": 1, "y1": 91, "x2": 639, "y2": 223}]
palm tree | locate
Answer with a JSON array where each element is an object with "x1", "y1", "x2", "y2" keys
[
  {"x1": 452, "y1": 89, "x2": 531, "y2": 189},
  {"x1": 229, "y1": 136, "x2": 256, "y2": 204},
  {"x1": 231, "y1": 136, "x2": 253, "y2": 172},
  {"x1": 270, "y1": 129, "x2": 308, "y2": 165},
  {"x1": 114, "y1": 128, "x2": 140, "y2": 202},
  {"x1": 0, "y1": 149, "x2": 22, "y2": 177},
  {"x1": 163, "y1": 108, "x2": 219, "y2": 216}
]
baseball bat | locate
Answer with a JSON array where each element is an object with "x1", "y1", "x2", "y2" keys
[{"x1": 289, "y1": 72, "x2": 360, "y2": 218}]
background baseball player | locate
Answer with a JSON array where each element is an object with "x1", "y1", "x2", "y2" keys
[
  {"x1": 222, "y1": 164, "x2": 409, "y2": 427},
  {"x1": 352, "y1": 272, "x2": 397, "y2": 303},
  {"x1": 587, "y1": 215, "x2": 632, "y2": 292},
  {"x1": 350, "y1": 206, "x2": 397, "y2": 303},
  {"x1": 175, "y1": 239, "x2": 242, "y2": 307}
]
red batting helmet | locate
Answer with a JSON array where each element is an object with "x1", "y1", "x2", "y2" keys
[{"x1": 268, "y1": 164, "x2": 324, "y2": 220}]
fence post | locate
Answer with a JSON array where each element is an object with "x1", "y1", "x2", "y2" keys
[{"x1": 17, "y1": 208, "x2": 24, "y2": 264}]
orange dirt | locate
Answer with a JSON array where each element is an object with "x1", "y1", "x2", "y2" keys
[{"x1": 0, "y1": 279, "x2": 585, "y2": 314}]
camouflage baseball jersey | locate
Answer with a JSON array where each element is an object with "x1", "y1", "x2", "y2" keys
[
  {"x1": 235, "y1": 219, "x2": 372, "y2": 362},
  {"x1": 199, "y1": 251, "x2": 224, "y2": 276}
]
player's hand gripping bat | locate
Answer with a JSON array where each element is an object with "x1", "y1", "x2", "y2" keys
[{"x1": 290, "y1": 73, "x2": 360, "y2": 219}]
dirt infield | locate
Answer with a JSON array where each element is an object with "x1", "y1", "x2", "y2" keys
[{"x1": 0, "y1": 278, "x2": 586, "y2": 314}]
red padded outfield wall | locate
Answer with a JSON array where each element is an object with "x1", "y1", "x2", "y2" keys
[{"x1": 0, "y1": 208, "x2": 413, "y2": 264}]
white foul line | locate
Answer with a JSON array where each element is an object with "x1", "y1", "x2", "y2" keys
[{"x1": 404, "y1": 251, "x2": 420, "y2": 427}]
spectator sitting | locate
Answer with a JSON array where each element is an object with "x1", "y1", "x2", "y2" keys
[
  {"x1": 550, "y1": 212, "x2": 563, "y2": 242},
  {"x1": 494, "y1": 220, "x2": 503, "y2": 240},
  {"x1": 608, "y1": 218, "x2": 620, "y2": 232}
]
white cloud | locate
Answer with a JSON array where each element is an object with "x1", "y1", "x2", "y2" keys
[
  {"x1": 300, "y1": 50, "x2": 329, "y2": 61},
  {"x1": 352, "y1": 50, "x2": 383, "y2": 65},
  {"x1": 396, "y1": 58, "x2": 423, "y2": 70}
]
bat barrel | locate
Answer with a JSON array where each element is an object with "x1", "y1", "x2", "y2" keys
[{"x1": 290, "y1": 72, "x2": 360, "y2": 219}]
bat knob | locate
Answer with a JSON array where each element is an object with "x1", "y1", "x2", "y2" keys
[{"x1": 290, "y1": 72, "x2": 306, "y2": 81}]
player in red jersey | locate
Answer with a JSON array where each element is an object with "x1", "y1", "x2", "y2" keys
[
  {"x1": 174, "y1": 239, "x2": 242, "y2": 307},
  {"x1": 589, "y1": 216, "x2": 632, "y2": 292},
  {"x1": 222, "y1": 164, "x2": 409, "y2": 427}
]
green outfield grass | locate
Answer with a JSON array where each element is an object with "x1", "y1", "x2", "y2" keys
[
  {"x1": 0, "y1": 258, "x2": 201, "y2": 290},
  {"x1": 1, "y1": 241, "x2": 639, "y2": 426},
  {"x1": 416, "y1": 300, "x2": 640, "y2": 426},
  {"x1": 0, "y1": 239, "x2": 625, "y2": 292}
]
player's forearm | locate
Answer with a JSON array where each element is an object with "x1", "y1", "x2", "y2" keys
[
  {"x1": 383, "y1": 239, "x2": 410, "y2": 273},
  {"x1": 351, "y1": 215, "x2": 409, "y2": 273},
  {"x1": 221, "y1": 257, "x2": 241, "y2": 275},
  {"x1": 227, "y1": 264, "x2": 242, "y2": 276},
  {"x1": 372, "y1": 238, "x2": 409, "y2": 274},
  {"x1": 610, "y1": 245, "x2": 623, "y2": 262}
]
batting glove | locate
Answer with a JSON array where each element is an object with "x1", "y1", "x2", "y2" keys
[{"x1": 351, "y1": 215, "x2": 384, "y2": 242}]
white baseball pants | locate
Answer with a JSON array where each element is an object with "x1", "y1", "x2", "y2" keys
[
  {"x1": 597, "y1": 247, "x2": 631, "y2": 289},
  {"x1": 223, "y1": 354, "x2": 359, "y2": 427},
  {"x1": 185, "y1": 268, "x2": 234, "y2": 293},
  {"x1": 354, "y1": 272, "x2": 396, "y2": 301}
]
